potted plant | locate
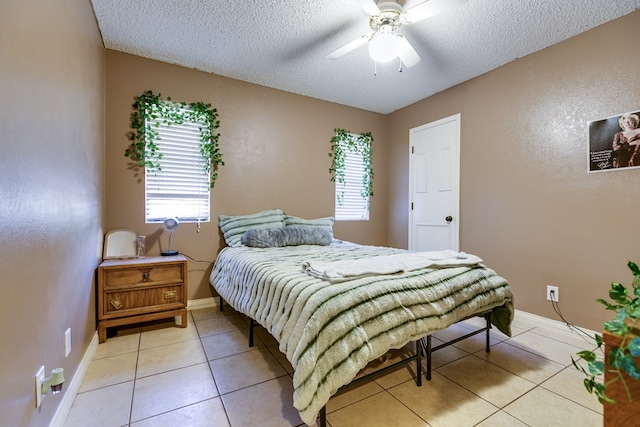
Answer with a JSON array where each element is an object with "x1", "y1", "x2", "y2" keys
[{"x1": 573, "y1": 261, "x2": 640, "y2": 426}]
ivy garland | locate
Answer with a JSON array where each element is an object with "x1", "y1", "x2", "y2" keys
[
  {"x1": 328, "y1": 128, "x2": 374, "y2": 209},
  {"x1": 124, "y1": 90, "x2": 224, "y2": 188}
]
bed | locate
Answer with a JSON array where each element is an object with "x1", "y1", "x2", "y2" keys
[{"x1": 209, "y1": 210, "x2": 514, "y2": 426}]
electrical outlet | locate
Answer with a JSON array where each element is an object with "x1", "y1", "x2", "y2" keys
[
  {"x1": 546, "y1": 285, "x2": 559, "y2": 302},
  {"x1": 65, "y1": 328, "x2": 71, "y2": 358},
  {"x1": 35, "y1": 365, "x2": 45, "y2": 408}
]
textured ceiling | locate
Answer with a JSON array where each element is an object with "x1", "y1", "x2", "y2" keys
[{"x1": 91, "y1": 0, "x2": 640, "y2": 114}]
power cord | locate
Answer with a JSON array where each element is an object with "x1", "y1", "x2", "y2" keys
[{"x1": 548, "y1": 289, "x2": 599, "y2": 342}]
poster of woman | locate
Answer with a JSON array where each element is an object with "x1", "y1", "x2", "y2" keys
[{"x1": 588, "y1": 110, "x2": 640, "y2": 172}]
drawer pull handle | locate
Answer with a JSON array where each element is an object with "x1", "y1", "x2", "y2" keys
[
  {"x1": 164, "y1": 290, "x2": 177, "y2": 299},
  {"x1": 141, "y1": 272, "x2": 150, "y2": 281},
  {"x1": 110, "y1": 297, "x2": 124, "y2": 310}
]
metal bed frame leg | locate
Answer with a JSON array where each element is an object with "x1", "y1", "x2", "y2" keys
[
  {"x1": 249, "y1": 318, "x2": 255, "y2": 347},
  {"x1": 317, "y1": 340, "x2": 421, "y2": 427},
  {"x1": 484, "y1": 312, "x2": 491, "y2": 353},
  {"x1": 219, "y1": 296, "x2": 224, "y2": 311},
  {"x1": 425, "y1": 335, "x2": 432, "y2": 381}
]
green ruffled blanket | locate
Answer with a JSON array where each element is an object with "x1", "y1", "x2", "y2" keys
[{"x1": 210, "y1": 243, "x2": 513, "y2": 426}]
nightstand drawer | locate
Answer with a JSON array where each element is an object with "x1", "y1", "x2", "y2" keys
[
  {"x1": 104, "y1": 264, "x2": 184, "y2": 289},
  {"x1": 104, "y1": 284, "x2": 183, "y2": 315}
]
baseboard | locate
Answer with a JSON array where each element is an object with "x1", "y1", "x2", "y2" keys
[
  {"x1": 187, "y1": 296, "x2": 218, "y2": 310},
  {"x1": 515, "y1": 309, "x2": 597, "y2": 341},
  {"x1": 49, "y1": 332, "x2": 99, "y2": 427}
]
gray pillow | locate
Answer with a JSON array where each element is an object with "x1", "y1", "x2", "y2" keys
[
  {"x1": 241, "y1": 226, "x2": 332, "y2": 248},
  {"x1": 218, "y1": 209, "x2": 285, "y2": 247}
]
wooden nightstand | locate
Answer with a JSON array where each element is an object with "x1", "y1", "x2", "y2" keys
[{"x1": 97, "y1": 255, "x2": 188, "y2": 343}]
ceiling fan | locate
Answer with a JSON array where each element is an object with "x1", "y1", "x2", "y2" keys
[{"x1": 327, "y1": 0, "x2": 469, "y2": 68}]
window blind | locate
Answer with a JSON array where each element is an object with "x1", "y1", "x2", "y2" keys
[
  {"x1": 145, "y1": 113, "x2": 210, "y2": 223},
  {"x1": 335, "y1": 141, "x2": 370, "y2": 221}
]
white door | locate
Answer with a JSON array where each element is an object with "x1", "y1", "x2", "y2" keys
[{"x1": 409, "y1": 114, "x2": 460, "y2": 251}]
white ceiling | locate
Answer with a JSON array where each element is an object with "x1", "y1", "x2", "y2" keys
[{"x1": 91, "y1": 0, "x2": 640, "y2": 114}]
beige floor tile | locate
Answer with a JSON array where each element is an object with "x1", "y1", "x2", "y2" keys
[
  {"x1": 475, "y1": 410, "x2": 529, "y2": 426},
  {"x1": 326, "y1": 379, "x2": 384, "y2": 413},
  {"x1": 221, "y1": 376, "x2": 303, "y2": 427},
  {"x1": 267, "y1": 344, "x2": 295, "y2": 374},
  {"x1": 503, "y1": 387, "x2": 602, "y2": 427},
  {"x1": 131, "y1": 362, "x2": 219, "y2": 422},
  {"x1": 358, "y1": 344, "x2": 421, "y2": 389},
  {"x1": 474, "y1": 341, "x2": 565, "y2": 384},
  {"x1": 93, "y1": 332, "x2": 140, "y2": 359},
  {"x1": 136, "y1": 338, "x2": 206, "y2": 378},
  {"x1": 541, "y1": 365, "x2": 603, "y2": 414},
  {"x1": 139, "y1": 317, "x2": 200, "y2": 350},
  {"x1": 431, "y1": 323, "x2": 500, "y2": 353},
  {"x1": 506, "y1": 330, "x2": 584, "y2": 365},
  {"x1": 189, "y1": 307, "x2": 225, "y2": 321},
  {"x1": 195, "y1": 313, "x2": 248, "y2": 338},
  {"x1": 389, "y1": 372, "x2": 498, "y2": 427},
  {"x1": 64, "y1": 381, "x2": 133, "y2": 427},
  {"x1": 530, "y1": 324, "x2": 598, "y2": 351},
  {"x1": 210, "y1": 347, "x2": 288, "y2": 394},
  {"x1": 328, "y1": 390, "x2": 428, "y2": 427},
  {"x1": 131, "y1": 397, "x2": 230, "y2": 426},
  {"x1": 437, "y1": 355, "x2": 535, "y2": 407},
  {"x1": 201, "y1": 328, "x2": 264, "y2": 361},
  {"x1": 455, "y1": 316, "x2": 512, "y2": 342},
  {"x1": 79, "y1": 351, "x2": 138, "y2": 393},
  {"x1": 253, "y1": 324, "x2": 279, "y2": 346}
]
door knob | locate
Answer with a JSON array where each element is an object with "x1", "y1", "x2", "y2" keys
[{"x1": 445, "y1": 216, "x2": 453, "y2": 223}]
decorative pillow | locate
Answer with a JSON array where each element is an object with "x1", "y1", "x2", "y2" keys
[
  {"x1": 241, "y1": 226, "x2": 332, "y2": 248},
  {"x1": 284, "y1": 215, "x2": 334, "y2": 237},
  {"x1": 218, "y1": 209, "x2": 285, "y2": 247}
]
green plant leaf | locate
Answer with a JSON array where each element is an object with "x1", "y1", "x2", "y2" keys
[
  {"x1": 629, "y1": 338, "x2": 640, "y2": 358},
  {"x1": 588, "y1": 360, "x2": 605, "y2": 376},
  {"x1": 610, "y1": 282, "x2": 629, "y2": 304},
  {"x1": 329, "y1": 129, "x2": 374, "y2": 209},
  {"x1": 577, "y1": 350, "x2": 597, "y2": 362},
  {"x1": 124, "y1": 90, "x2": 223, "y2": 188}
]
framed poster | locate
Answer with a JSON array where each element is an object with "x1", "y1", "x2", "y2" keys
[{"x1": 588, "y1": 110, "x2": 640, "y2": 172}]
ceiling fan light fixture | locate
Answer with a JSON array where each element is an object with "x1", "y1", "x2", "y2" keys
[{"x1": 368, "y1": 32, "x2": 400, "y2": 63}]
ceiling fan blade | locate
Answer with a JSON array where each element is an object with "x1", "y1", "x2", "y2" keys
[
  {"x1": 402, "y1": 0, "x2": 468, "y2": 24},
  {"x1": 327, "y1": 34, "x2": 370, "y2": 59},
  {"x1": 356, "y1": 0, "x2": 381, "y2": 16},
  {"x1": 397, "y1": 34, "x2": 421, "y2": 67}
]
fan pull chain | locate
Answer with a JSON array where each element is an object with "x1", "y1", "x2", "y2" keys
[
  {"x1": 398, "y1": 58, "x2": 403, "y2": 73},
  {"x1": 374, "y1": 61, "x2": 377, "y2": 76}
]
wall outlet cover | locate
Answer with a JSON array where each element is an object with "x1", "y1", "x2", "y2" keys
[
  {"x1": 65, "y1": 328, "x2": 71, "y2": 358},
  {"x1": 35, "y1": 365, "x2": 45, "y2": 408}
]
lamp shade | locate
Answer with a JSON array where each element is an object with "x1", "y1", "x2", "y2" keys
[{"x1": 369, "y1": 32, "x2": 400, "y2": 63}]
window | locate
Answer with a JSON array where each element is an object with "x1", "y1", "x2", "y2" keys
[
  {"x1": 145, "y1": 104, "x2": 210, "y2": 223},
  {"x1": 330, "y1": 131, "x2": 373, "y2": 221}
]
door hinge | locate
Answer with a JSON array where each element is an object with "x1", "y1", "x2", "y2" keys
[
  {"x1": 411, "y1": 146, "x2": 414, "y2": 154},
  {"x1": 411, "y1": 202, "x2": 414, "y2": 210}
]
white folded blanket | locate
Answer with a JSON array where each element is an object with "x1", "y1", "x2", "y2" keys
[{"x1": 302, "y1": 249, "x2": 483, "y2": 282}]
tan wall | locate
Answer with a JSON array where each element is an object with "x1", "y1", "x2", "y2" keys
[
  {"x1": 0, "y1": 0, "x2": 105, "y2": 425},
  {"x1": 105, "y1": 51, "x2": 388, "y2": 300},
  {"x1": 388, "y1": 11, "x2": 640, "y2": 331}
]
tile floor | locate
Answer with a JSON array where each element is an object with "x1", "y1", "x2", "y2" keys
[{"x1": 65, "y1": 306, "x2": 604, "y2": 427}]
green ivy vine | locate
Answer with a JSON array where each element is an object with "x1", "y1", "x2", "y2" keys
[
  {"x1": 124, "y1": 90, "x2": 224, "y2": 188},
  {"x1": 328, "y1": 128, "x2": 374, "y2": 208}
]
